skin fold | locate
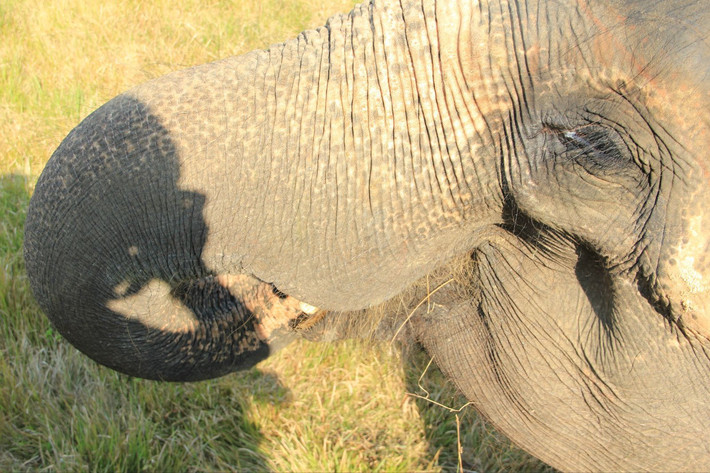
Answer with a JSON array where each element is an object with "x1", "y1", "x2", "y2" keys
[{"x1": 23, "y1": 0, "x2": 710, "y2": 471}]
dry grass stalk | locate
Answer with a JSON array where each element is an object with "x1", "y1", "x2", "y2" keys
[
  {"x1": 390, "y1": 278, "x2": 454, "y2": 344},
  {"x1": 407, "y1": 356, "x2": 473, "y2": 473}
]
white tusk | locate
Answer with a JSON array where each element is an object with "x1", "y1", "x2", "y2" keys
[{"x1": 299, "y1": 302, "x2": 319, "y2": 315}]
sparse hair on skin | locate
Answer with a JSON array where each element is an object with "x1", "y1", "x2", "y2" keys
[{"x1": 297, "y1": 252, "x2": 478, "y2": 346}]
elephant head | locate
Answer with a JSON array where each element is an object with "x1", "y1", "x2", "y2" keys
[{"x1": 24, "y1": 0, "x2": 710, "y2": 470}]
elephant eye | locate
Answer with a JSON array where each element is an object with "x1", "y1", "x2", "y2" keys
[{"x1": 556, "y1": 126, "x2": 627, "y2": 172}]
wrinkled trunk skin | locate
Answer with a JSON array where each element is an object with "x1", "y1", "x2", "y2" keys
[{"x1": 25, "y1": 1, "x2": 495, "y2": 378}]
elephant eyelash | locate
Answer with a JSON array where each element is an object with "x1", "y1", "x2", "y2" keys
[{"x1": 547, "y1": 124, "x2": 629, "y2": 172}]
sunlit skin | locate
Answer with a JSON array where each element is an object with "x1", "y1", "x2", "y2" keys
[{"x1": 24, "y1": 0, "x2": 710, "y2": 471}]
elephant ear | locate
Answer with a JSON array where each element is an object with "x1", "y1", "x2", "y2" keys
[{"x1": 415, "y1": 225, "x2": 708, "y2": 472}]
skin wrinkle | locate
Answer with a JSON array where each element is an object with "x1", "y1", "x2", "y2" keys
[
  {"x1": 460, "y1": 3, "x2": 497, "y2": 146},
  {"x1": 343, "y1": 13, "x2": 356, "y2": 250},
  {"x1": 307, "y1": 33, "x2": 327, "y2": 265},
  {"x1": 262, "y1": 47, "x2": 278, "y2": 241},
  {"x1": 587, "y1": 308, "x2": 624, "y2": 367},
  {"x1": 402, "y1": 12, "x2": 428, "y2": 234},
  {"x1": 353, "y1": 13, "x2": 371, "y2": 244},
  {"x1": 285, "y1": 35, "x2": 306, "y2": 256},
  {"x1": 502, "y1": 4, "x2": 531, "y2": 126},
  {"x1": 614, "y1": 100, "x2": 684, "y2": 178},
  {"x1": 372, "y1": 0, "x2": 478, "y2": 247},
  {"x1": 308, "y1": 24, "x2": 327, "y2": 258},
  {"x1": 408, "y1": 2, "x2": 434, "y2": 209},
  {"x1": 415, "y1": 0, "x2": 445, "y2": 209},
  {"x1": 456, "y1": 3, "x2": 504, "y2": 153},
  {"x1": 363, "y1": 1, "x2": 377, "y2": 221},
  {"x1": 435, "y1": 2, "x2": 467, "y2": 213},
  {"x1": 476, "y1": 249, "x2": 594, "y2": 446},
  {"x1": 374, "y1": 6, "x2": 396, "y2": 229},
  {"x1": 429, "y1": 3, "x2": 459, "y2": 213},
  {"x1": 364, "y1": 10, "x2": 376, "y2": 218},
  {"x1": 490, "y1": 240, "x2": 628, "y2": 468},
  {"x1": 323, "y1": 105, "x2": 337, "y2": 285},
  {"x1": 389, "y1": 3, "x2": 409, "y2": 236},
  {"x1": 451, "y1": 30, "x2": 483, "y2": 214},
  {"x1": 508, "y1": 96, "x2": 530, "y2": 185},
  {"x1": 399, "y1": 0, "x2": 425, "y2": 228},
  {"x1": 578, "y1": 349, "x2": 622, "y2": 406},
  {"x1": 473, "y1": 220, "x2": 689, "y2": 464},
  {"x1": 248, "y1": 52, "x2": 269, "y2": 257},
  {"x1": 331, "y1": 14, "x2": 344, "y2": 263},
  {"x1": 348, "y1": 15, "x2": 369, "y2": 245},
  {"x1": 371, "y1": 5, "x2": 393, "y2": 242},
  {"x1": 389, "y1": 2, "x2": 402, "y2": 206},
  {"x1": 503, "y1": 116, "x2": 523, "y2": 189},
  {"x1": 308, "y1": 32, "x2": 327, "y2": 227},
  {"x1": 516, "y1": 4, "x2": 536, "y2": 118},
  {"x1": 285, "y1": 34, "x2": 308, "y2": 256},
  {"x1": 277, "y1": 41, "x2": 301, "y2": 257},
  {"x1": 326, "y1": 0, "x2": 464, "y2": 288}
]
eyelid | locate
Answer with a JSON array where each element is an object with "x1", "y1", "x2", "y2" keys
[
  {"x1": 560, "y1": 127, "x2": 636, "y2": 174},
  {"x1": 563, "y1": 131, "x2": 593, "y2": 148}
]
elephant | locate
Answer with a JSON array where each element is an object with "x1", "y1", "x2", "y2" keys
[{"x1": 23, "y1": 0, "x2": 710, "y2": 471}]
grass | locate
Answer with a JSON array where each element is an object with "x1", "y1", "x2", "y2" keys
[{"x1": 0, "y1": 0, "x2": 555, "y2": 471}]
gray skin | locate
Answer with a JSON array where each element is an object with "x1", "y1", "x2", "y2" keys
[{"x1": 23, "y1": 0, "x2": 710, "y2": 471}]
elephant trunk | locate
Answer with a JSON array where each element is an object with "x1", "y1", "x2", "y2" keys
[
  {"x1": 22, "y1": 3, "x2": 385, "y2": 381},
  {"x1": 24, "y1": 30, "x2": 352, "y2": 379},
  {"x1": 25, "y1": 0, "x2": 502, "y2": 380},
  {"x1": 23, "y1": 90, "x2": 314, "y2": 380}
]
